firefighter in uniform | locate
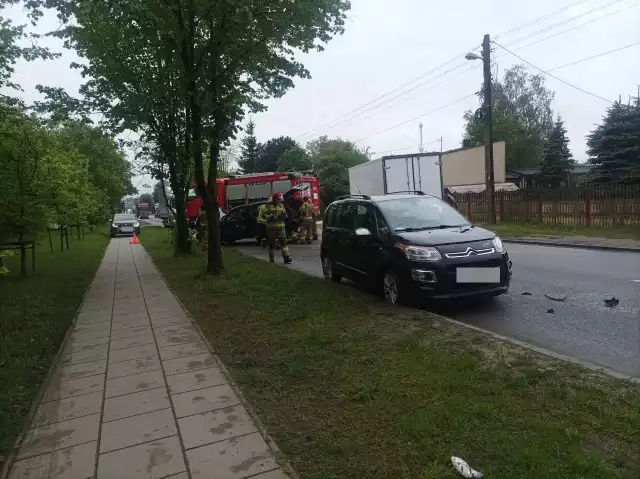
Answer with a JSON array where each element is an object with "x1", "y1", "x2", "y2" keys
[
  {"x1": 256, "y1": 202, "x2": 267, "y2": 247},
  {"x1": 299, "y1": 195, "x2": 315, "y2": 244},
  {"x1": 264, "y1": 192, "x2": 292, "y2": 263}
]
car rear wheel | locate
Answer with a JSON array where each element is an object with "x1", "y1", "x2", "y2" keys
[
  {"x1": 322, "y1": 256, "x2": 342, "y2": 283},
  {"x1": 382, "y1": 271, "x2": 402, "y2": 305}
]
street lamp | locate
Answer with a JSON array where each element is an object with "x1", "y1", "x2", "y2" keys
[{"x1": 465, "y1": 35, "x2": 496, "y2": 224}]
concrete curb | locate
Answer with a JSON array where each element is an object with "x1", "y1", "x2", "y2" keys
[
  {"x1": 431, "y1": 313, "x2": 639, "y2": 383},
  {"x1": 503, "y1": 237, "x2": 640, "y2": 253}
]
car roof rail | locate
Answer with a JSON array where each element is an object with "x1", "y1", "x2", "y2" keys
[
  {"x1": 336, "y1": 194, "x2": 371, "y2": 201},
  {"x1": 387, "y1": 190, "x2": 426, "y2": 195}
]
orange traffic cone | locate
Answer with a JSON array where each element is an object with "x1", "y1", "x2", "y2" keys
[{"x1": 130, "y1": 232, "x2": 139, "y2": 245}]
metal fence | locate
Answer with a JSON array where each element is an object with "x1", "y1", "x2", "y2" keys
[{"x1": 453, "y1": 186, "x2": 640, "y2": 227}]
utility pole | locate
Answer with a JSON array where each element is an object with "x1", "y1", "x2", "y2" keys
[
  {"x1": 418, "y1": 123, "x2": 424, "y2": 153},
  {"x1": 482, "y1": 33, "x2": 496, "y2": 224}
]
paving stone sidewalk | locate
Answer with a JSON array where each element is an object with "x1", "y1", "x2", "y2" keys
[{"x1": 7, "y1": 238, "x2": 288, "y2": 479}]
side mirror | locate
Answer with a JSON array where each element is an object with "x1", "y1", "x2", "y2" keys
[{"x1": 355, "y1": 227, "x2": 372, "y2": 237}]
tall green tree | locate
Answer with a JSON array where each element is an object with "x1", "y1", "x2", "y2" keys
[
  {"x1": 36, "y1": 0, "x2": 195, "y2": 254},
  {"x1": 0, "y1": 0, "x2": 58, "y2": 97},
  {"x1": 0, "y1": 104, "x2": 51, "y2": 241},
  {"x1": 55, "y1": 122, "x2": 134, "y2": 215},
  {"x1": 537, "y1": 117, "x2": 574, "y2": 188},
  {"x1": 278, "y1": 145, "x2": 312, "y2": 172},
  {"x1": 463, "y1": 65, "x2": 555, "y2": 169},
  {"x1": 238, "y1": 121, "x2": 261, "y2": 173},
  {"x1": 586, "y1": 100, "x2": 640, "y2": 186},
  {"x1": 39, "y1": 0, "x2": 351, "y2": 273},
  {"x1": 256, "y1": 136, "x2": 299, "y2": 172},
  {"x1": 307, "y1": 136, "x2": 369, "y2": 205}
]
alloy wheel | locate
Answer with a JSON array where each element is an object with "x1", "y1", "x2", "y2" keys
[
  {"x1": 383, "y1": 273, "x2": 399, "y2": 304},
  {"x1": 322, "y1": 256, "x2": 333, "y2": 279}
]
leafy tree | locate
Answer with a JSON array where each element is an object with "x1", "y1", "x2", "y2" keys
[
  {"x1": 463, "y1": 65, "x2": 555, "y2": 168},
  {"x1": 40, "y1": 0, "x2": 351, "y2": 273},
  {"x1": 0, "y1": 0, "x2": 58, "y2": 95},
  {"x1": 278, "y1": 146, "x2": 312, "y2": 172},
  {"x1": 36, "y1": 0, "x2": 195, "y2": 254},
  {"x1": 238, "y1": 121, "x2": 261, "y2": 173},
  {"x1": 586, "y1": 100, "x2": 640, "y2": 186},
  {"x1": 256, "y1": 137, "x2": 299, "y2": 172},
  {"x1": 537, "y1": 117, "x2": 574, "y2": 188},
  {"x1": 0, "y1": 104, "x2": 51, "y2": 241},
  {"x1": 307, "y1": 136, "x2": 369, "y2": 204},
  {"x1": 55, "y1": 122, "x2": 134, "y2": 216}
]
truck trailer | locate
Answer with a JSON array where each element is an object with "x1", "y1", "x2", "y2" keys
[{"x1": 348, "y1": 153, "x2": 443, "y2": 199}]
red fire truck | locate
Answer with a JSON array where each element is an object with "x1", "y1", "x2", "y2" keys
[{"x1": 185, "y1": 172, "x2": 321, "y2": 225}]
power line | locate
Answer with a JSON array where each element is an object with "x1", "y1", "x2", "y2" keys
[
  {"x1": 548, "y1": 40, "x2": 640, "y2": 71},
  {"x1": 319, "y1": 62, "x2": 480, "y2": 134},
  {"x1": 293, "y1": 49, "x2": 478, "y2": 140},
  {"x1": 492, "y1": 41, "x2": 613, "y2": 103},
  {"x1": 502, "y1": 3, "x2": 639, "y2": 54},
  {"x1": 354, "y1": 93, "x2": 477, "y2": 144},
  {"x1": 494, "y1": 0, "x2": 594, "y2": 39},
  {"x1": 502, "y1": 0, "x2": 626, "y2": 48}
]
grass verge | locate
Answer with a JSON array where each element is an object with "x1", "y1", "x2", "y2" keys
[
  {"x1": 478, "y1": 222, "x2": 640, "y2": 240},
  {"x1": 0, "y1": 228, "x2": 108, "y2": 462},
  {"x1": 143, "y1": 227, "x2": 640, "y2": 479}
]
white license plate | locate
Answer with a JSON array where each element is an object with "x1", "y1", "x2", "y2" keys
[
  {"x1": 121, "y1": 227, "x2": 133, "y2": 233},
  {"x1": 456, "y1": 267, "x2": 500, "y2": 283}
]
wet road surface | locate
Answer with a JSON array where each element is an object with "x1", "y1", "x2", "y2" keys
[{"x1": 237, "y1": 240, "x2": 640, "y2": 378}]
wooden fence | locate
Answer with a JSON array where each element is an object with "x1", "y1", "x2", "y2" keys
[{"x1": 453, "y1": 186, "x2": 640, "y2": 227}]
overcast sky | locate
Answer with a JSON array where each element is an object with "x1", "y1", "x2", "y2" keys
[{"x1": 3, "y1": 0, "x2": 639, "y2": 192}]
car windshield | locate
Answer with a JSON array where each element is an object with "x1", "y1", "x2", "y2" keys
[
  {"x1": 114, "y1": 214, "x2": 135, "y2": 222},
  {"x1": 377, "y1": 196, "x2": 470, "y2": 231}
]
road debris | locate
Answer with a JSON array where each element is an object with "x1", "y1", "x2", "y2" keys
[
  {"x1": 451, "y1": 456, "x2": 483, "y2": 478},
  {"x1": 604, "y1": 297, "x2": 619, "y2": 307},
  {"x1": 545, "y1": 294, "x2": 566, "y2": 301},
  {"x1": 521, "y1": 291, "x2": 532, "y2": 296},
  {"x1": 547, "y1": 308, "x2": 555, "y2": 314}
]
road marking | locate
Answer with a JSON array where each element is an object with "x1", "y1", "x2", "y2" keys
[{"x1": 632, "y1": 280, "x2": 640, "y2": 283}]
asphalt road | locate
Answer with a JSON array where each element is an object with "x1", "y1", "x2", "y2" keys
[{"x1": 237, "y1": 239, "x2": 640, "y2": 378}]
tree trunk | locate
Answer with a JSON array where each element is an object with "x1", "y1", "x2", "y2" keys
[
  {"x1": 165, "y1": 146, "x2": 191, "y2": 255},
  {"x1": 172, "y1": 192, "x2": 191, "y2": 254},
  {"x1": 207, "y1": 139, "x2": 223, "y2": 273},
  {"x1": 189, "y1": 92, "x2": 222, "y2": 273}
]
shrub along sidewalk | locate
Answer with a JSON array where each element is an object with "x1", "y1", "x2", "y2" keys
[
  {"x1": 0, "y1": 229, "x2": 108, "y2": 463},
  {"x1": 143, "y1": 227, "x2": 640, "y2": 479}
]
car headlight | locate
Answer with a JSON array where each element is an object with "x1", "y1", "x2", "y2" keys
[
  {"x1": 395, "y1": 243, "x2": 442, "y2": 262},
  {"x1": 134, "y1": 222, "x2": 140, "y2": 228},
  {"x1": 492, "y1": 236, "x2": 505, "y2": 253},
  {"x1": 112, "y1": 223, "x2": 117, "y2": 228}
]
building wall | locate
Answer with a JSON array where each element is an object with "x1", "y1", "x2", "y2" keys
[{"x1": 442, "y1": 141, "x2": 506, "y2": 186}]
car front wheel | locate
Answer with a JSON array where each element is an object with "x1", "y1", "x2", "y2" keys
[
  {"x1": 322, "y1": 255, "x2": 342, "y2": 283},
  {"x1": 382, "y1": 271, "x2": 402, "y2": 305}
]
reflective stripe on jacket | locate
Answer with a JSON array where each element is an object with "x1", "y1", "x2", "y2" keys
[
  {"x1": 299, "y1": 202, "x2": 314, "y2": 221},
  {"x1": 256, "y1": 204, "x2": 267, "y2": 224},
  {"x1": 264, "y1": 203, "x2": 287, "y2": 229}
]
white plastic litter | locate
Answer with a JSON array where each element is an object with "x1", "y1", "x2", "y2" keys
[{"x1": 451, "y1": 456, "x2": 483, "y2": 478}]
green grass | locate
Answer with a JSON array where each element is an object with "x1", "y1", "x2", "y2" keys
[
  {"x1": 0, "y1": 228, "x2": 108, "y2": 462},
  {"x1": 478, "y1": 222, "x2": 640, "y2": 240},
  {"x1": 143, "y1": 227, "x2": 640, "y2": 479}
]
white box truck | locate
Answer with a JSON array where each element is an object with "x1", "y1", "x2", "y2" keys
[{"x1": 348, "y1": 153, "x2": 443, "y2": 199}]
